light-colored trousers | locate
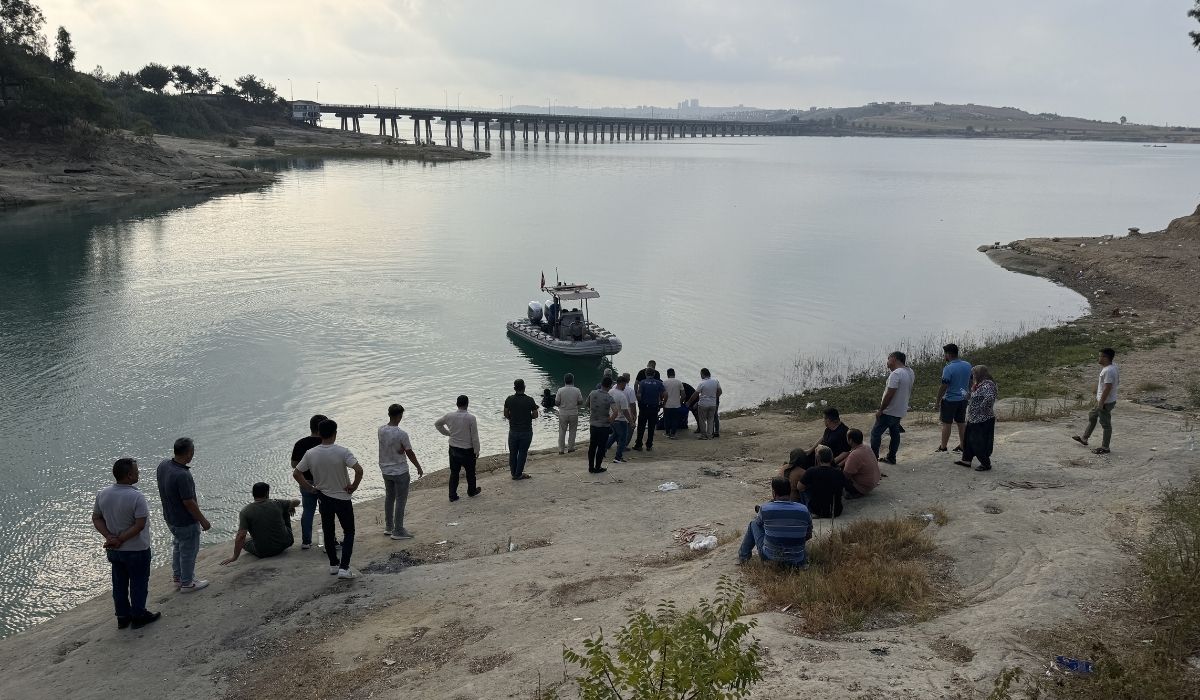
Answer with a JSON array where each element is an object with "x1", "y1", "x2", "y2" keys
[
  {"x1": 697, "y1": 405, "x2": 718, "y2": 438},
  {"x1": 558, "y1": 414, "x2": 579, "y2": 452}
]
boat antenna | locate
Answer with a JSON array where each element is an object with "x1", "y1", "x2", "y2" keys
[{"x1": 555, "y1": 267, "x2": 559, "y2": 286}]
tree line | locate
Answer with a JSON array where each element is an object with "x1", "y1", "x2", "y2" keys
[{"x1": 1, "y1": 0, "x2": 286, "y2": 139}]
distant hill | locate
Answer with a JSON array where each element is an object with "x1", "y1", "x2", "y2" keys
[{"x1": 739, "y1": 102, "x2": 1199, "y2": 143}]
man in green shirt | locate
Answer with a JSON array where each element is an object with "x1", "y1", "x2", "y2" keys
[{"x1": 221, "y1": 483, "x2": 299, "y2": 564}]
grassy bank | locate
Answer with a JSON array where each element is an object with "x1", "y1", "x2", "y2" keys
[{"x1": 762, "y1": 322, "x2": 1177, "y2": 417}]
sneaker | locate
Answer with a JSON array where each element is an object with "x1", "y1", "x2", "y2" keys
[
  {"x1": 952, "y1": 445, "x2": 963, "y2": 453},
  {"x1": 301, "y1": 543, "x2": 312, "y2": 550},
  {"x1": 632, "y1": 445, "x2": 643, "y2": 451},
  {"x1": 383, "y1": 529, "x2": 393, "y2": 536},
  {"x1": 449, "y1": 495, "x2": 460, "y2": 502},
  {"x1": 390, "y1": 530, "x2": 414, "y2": 540},
  {"x1": 117, "y1": 616, "x2": 132, "y2": 629},
  {"x1": 329, "y1": 565, "x2": 339, "y2": 575},
  {"x1": 178, "y1": 580, "x2": 209, "y2": 593},
  {"x1": 881, "y1": 456, "x2": 897, "y2": 465},
  {"x1": 468, "y1": 487, "x2": 482, "y2": 497},
  {"x1": 172, "y1": 578, "x2": 181, "y2": 590},
  {"x1": 593, "y1": 466, "x2": 608, "y2": 473},
  {"x1": 567, "y1": 448, "x2": 576, "y2": 453},
  {"x1": 337, "y1": 568, "x2": 356, "y2": 580},
  {"x1": 646, "y1": 445, "x2": 653, "y2": 452},
  {"x1": 130, "y1": 611, "x2": 161, "y2": 629},
  {"x1": 613, "y1": 457, "x2": 627, "y2": 463}
]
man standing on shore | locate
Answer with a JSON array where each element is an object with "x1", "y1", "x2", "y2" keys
[
  {"x1": 294, "y1": 419, "x2": 363, "y2": 579},
  {"x1": 661, "y1": 368, "x2": 685, "y2": 438},
  {"x1": 504, "y1": 379, "x2": 538, "y2": 480},
  {"x1": 220, "y1": 483, "x2": 299, "y2": 565},
  {"x1": 435, "y1": 395, "x2": 483, "y2": 500},
  {"x1": 586, "y1": 376, "x2": 619, "y2": 473},
  {"x1": 92, "y1": 457, "x2": 160, "y2": 629},
  {"x1": 870, "y1": 351, "x2": 914, "y2": 465},
  {"x1": 291, "y1": 414, "x2": 327, "y2": 550},
  {"x1": 555, "y1": 373, "x2": 583, "y2": 454},
  {"x1": 1073, "y1": 347, "x2": 1120, "y2": 455},
  {"x1": 606, "y1": 374, "x2": 634, "y2": 463},
  {"x1": 157, "y1": 438, "x2": 211, "y2": 593},
  {"x1": 687, "y1": 368, "x2": 722, "y2": 439},
  {"x1": 379, "y1": 403, "x2": 424, "y2": 540},
  {"x1": 634, "y1": 369, "x2": 665, "y2": 452},
  {"x1": 634, "y1": 360, "x2": 657, "y2": 395},
  {"x1": 936, "y1": 344, "x2": 972, "y2": 453}
]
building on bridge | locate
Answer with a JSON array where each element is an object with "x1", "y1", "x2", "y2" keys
[{"x1": 289, "y1": 100, "x2": 321, "y2": 126}]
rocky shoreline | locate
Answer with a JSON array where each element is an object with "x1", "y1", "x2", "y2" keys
[{"x1": 0, "y1": 123, "x2": 489, "y2": 209}]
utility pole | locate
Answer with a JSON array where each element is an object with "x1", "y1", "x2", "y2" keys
[
  {"x1": 288, "y1": 78, "x2": 292, "y2": 102},
  {"x1": 374, "y1": 83, "x2": 379, "y2": 108},
  {"x1": 316, "y1": 81, "x2": 320, "y2": 102}
]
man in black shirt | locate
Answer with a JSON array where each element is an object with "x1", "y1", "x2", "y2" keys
[
  {"x1": 814, "y1": 407, "x2": 851, "y2": 466},
  {"x1": 503, "y1": 379, "x2": 538, "y2": 480},
  {"x1": 798, "y1": 446, "x2": 845, "y2": 519},
  {"x1": 290, "y1": 414, "x2": 326, "y2": 549}
]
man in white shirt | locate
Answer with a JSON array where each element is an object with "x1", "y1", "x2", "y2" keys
[
  {"x1": 379, "y1": 403, "x2": 424, "y2": 540},
  {"x1": 294, "y1": 419, "x2": 364, "y2": 579},
  {"x1": 1073, "y1": 347, "x2": 1120, "y2": 454},
  {"x1": 434, "y1": 395, "x2": 482, "y2": 501},
  {"x1": 555, "y1": 373, "x2": 584, "y2": 454},
  {"x1": 870, "y1": 351, "x2": 914, "y2": 465},
  {"x1": 606, "y1": 375, "x2": 635, "y2": 463},
  {"x1": 686, "y1": 368, "x2": 722, "y2": 439},
  {"x1": 661, "y1": 368, "x2": 685, "y2": 438}
]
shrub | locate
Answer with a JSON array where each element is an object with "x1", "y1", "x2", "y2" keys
[
  {"x1": 64, "y1": 119, "x2": 109, "y2": 160},
  {"x1": 226, "y1": 137, "x2": 239, "y2": 148},
  {"x1": 131, "y1": 119, "x2": 154, "y2": 142},
  {"x1": 253, "y1": 133, "x2": 275, "y2": 147},
  {"x1": 563, "y1": 577, "x2": 763, "y2": 700}
]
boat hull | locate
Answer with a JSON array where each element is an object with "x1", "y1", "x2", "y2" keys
[{"x1": 506, "y1": 319, "x2": 623, "y2": 357}]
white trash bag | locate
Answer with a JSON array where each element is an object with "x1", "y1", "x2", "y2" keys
[
  {"x1": 657, "y1": 482, "x2": 681, "y2": 492},
  {"x1": 689, "y1": 535, "x2": 718, "y2": 551}
]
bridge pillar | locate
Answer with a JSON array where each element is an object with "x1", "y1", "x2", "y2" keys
[
  {"x1": 457, "y1": 119, "x2": 463, "y2": 147},
  {"x1": 425, "y1": 118, "x2": 433, "y2": 144},
  {"x1": 509, "y1": 120, "x2": 515, "y2": 145},
  {"x1": 378, "y1": 117, "x2": 386, "y2": 136},
  {"x1": 554, "y1": 121, "x2": 559, "y2": 143},
  {"x1": 544, "y1": 120, "x2": 550, "y2": 143}
]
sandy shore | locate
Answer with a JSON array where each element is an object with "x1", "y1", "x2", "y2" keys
[
  {"x1": 2, "y1": 204, "x2": 1198, "y2": 699},
  {"x1": 0, "y1": 123, "x2": 487, "y2": 208}
]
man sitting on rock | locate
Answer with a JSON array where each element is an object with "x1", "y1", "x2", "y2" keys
[
  {"x1": 221, "y1": 482, "x2": 299, "y2": 565},
  {"x1": 842, "y1": 428, "x2": 881, "y2": 499},
  {"x1": 779, "y1": 446, "x2": 814, "y2": 501},
  {"x1": 738, "y1": 476, "x2": 813, "y2": 568}
]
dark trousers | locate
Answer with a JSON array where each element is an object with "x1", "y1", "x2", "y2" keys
[
  {"x1": 317, "y1": 493, "x2": 355, "y2": 569},
  {"x1": 299, "y1": 489, "x2": 318, "y2": 545},
  {"x1": 448, "y1": 446, "x2": 477, "y2": 497},
  {"x1": 589, "y1": 425, "x2": 612, "y2": 470},
  {"x1": 962, "y1": 418, "x2": 996, "y2": 468},
  {"x1": 107, "y1": 548, "x2": 151, "y2": 619},
  {"x1": 1083, "y1": 401, "x2": 1116, "y2": 449},
  {"x1": 508, "y1": 430, "x2": 533, "y2": 478},
  {"x1": 870, "y1": 414, "x2": 904, "y2": 460},
  {"x1": 635, "y1": 406, "x2": 659, "y2": 448}
]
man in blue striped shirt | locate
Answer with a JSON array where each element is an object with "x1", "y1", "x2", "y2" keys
[{"x1": 738, "y1": 476, "x2": 813, "y2": 567}]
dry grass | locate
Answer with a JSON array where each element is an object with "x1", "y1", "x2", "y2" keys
[
  {"x1": 998, "y1": 397, "x2": 1085, "y2": 422},
  {"x1": 909, "y1": 506, "x2": 950, "y2": 526},
  {"x1": 741, "y1": 517, "x2": 941, "y2": 633}
]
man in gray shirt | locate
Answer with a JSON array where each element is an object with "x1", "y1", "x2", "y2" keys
[
  {"x1": 92, "y1": 457, "x2": 160, "y2": 629},
  {"x1": 585, "y1": 376, "x2": 619, "y2": 473},
  {"x1": 156, "y1": 437, "x2": 212, "y2": 593}
]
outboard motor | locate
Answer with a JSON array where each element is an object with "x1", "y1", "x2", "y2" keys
[{"x1": 527, "y1": 301, "x2": 544, "y2": 324}]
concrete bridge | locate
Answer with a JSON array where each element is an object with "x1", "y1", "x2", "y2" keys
[{"x1": 308, "y1": 104, "x2": 804, "y2": 147}]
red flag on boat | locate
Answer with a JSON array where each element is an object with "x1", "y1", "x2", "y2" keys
[{"x1": 540, "y1": 271, "x2": 545, "y2": 290}]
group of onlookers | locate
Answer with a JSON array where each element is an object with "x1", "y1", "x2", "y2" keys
[
  {"x1": 92, "y1": 346, "x2": 1122, "y2": 625},
  {"x1": 739, "y1": 344, "x2": 1122, "y2": 567},
  {"x1": 543, "y1": 361, "x2": 722, "y2": 473}
]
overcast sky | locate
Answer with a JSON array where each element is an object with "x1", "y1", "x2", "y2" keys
[{"x1": 37, "y1": 0, "x2": 1200, "y2": 125}]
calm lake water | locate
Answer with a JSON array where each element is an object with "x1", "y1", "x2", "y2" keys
[{"x1": 3, "y1": 135, "x2": 1198, "y2": 635}]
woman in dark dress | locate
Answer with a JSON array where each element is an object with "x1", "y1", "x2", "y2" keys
[{"x1": 957, "y1": 365, "x2": 997, "y2": 471}]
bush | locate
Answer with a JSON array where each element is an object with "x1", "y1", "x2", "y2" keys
[
  {"x1": 253, "y1": 133, "x2": 275, "y2": 147},
  {"x1": 563, "y1": 577, "x2": 763, "y2": 700},
  {"x1": 64, "y1": 119, "x2": 109, "y2": 160},
  {"x1": 131, "y1": 119, "x2": 154, "y2": 142},
  {"x1": 226, "y1": 137, "x2": 239, "y2": 148}
]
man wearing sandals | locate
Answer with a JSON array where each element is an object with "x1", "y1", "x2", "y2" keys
[{"x1": 1073, "y1": 348, "x2": 1119, "y2": 455}]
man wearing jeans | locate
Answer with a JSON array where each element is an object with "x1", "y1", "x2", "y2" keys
[
  {"x1": 290, "y1": 414, "x2": 327, "y2": 550},
  {"x1": 554, "y1": 373, "x2": 583, "y2": 454},
  {"x1": 294, "y1": 419, "x2": 363, "y2": 579},
  {"x1": 379, "y1": 403, "x2": 424, "y2": 539},
  {"x1": 92, "y1": 457, "x2": 160, "y2": 629},
  {"x1": 157, "y1": 437, "x2": 212, "y2": 593},
  {"x1": 738, "y1": 476, "x2": 812, "y2": 567},
  {"x1": 1073, "y1": 347, "x2": 1120, "y2": 454},
  {"x1": 606, "y1": 374, "x2": 634, "y2": 463},
  {"x1": 503, "y1": 378, "x2": 538, "y2": 480},
  {"x1": 436, "y1": 395, "x2": 483, "y2": 501},
  {"x1": 870, "y1": 351, "x2": 914, "y2": 465}
]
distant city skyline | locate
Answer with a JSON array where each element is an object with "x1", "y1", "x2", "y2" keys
[{"x1": 35, "y1": 0, "x2": 1200, "y2": 126}]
